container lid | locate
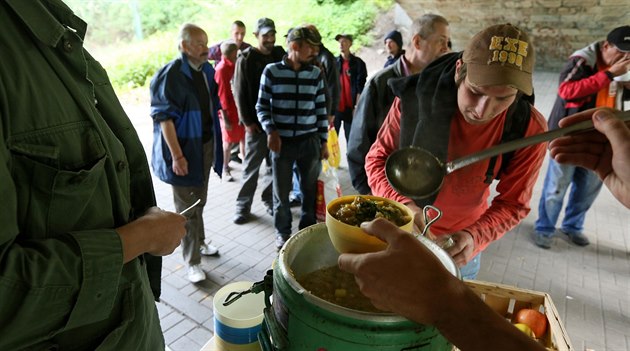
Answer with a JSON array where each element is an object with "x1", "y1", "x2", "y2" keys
[{"x1": 213, "y1": 281, "x2": 265, "y2": 327}]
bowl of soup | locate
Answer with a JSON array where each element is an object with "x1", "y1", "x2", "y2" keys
[{"x1": 325, "y1": 195, "x2": 414, "y2": 253}]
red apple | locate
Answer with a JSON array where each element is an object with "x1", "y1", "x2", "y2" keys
[{"x1": 514, "y1": 308, "x2": 548, "y2": 338}]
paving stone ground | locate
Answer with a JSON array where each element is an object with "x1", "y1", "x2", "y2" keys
[{"x1": 123, "y1": 70, "x2": 630, "y2": 351}]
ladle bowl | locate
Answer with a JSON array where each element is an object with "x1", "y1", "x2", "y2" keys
[{"x1": 386, "y1": 110, "x2": 630, "y2": 199}]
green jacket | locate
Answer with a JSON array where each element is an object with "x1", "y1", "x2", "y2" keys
[{"x1": 0, "y1": 0, "x2": 163, "y2": 349}]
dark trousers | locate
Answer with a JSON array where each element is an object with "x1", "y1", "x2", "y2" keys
[
  {"x1": 271, "y1": 134, "x2": 321, "y2": 237},
  {"x1": 235, "y1": 130, "x2": 273, "y2": 214},
  {"x1": 334, "y1": 108, "x2": 353, "y2": 142}
]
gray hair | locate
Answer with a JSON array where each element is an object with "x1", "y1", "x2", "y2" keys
[
  {"x1": 220, "y1": 40, "x2": 238, "y2": 56},
  {"x1": 178, "y1": 23, "x2": 204, "y2": 52},
  {"x1": 411, "y1": 14, "x2": 449, "y2": 41}
]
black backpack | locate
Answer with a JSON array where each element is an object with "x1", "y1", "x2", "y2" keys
[{"x1": 485, "y1": 93, "x2": 534, "y2": 183}]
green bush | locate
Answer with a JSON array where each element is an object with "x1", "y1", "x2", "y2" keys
[{"x1": 77, "y1": 0, "x2": 393, "y2": 92}]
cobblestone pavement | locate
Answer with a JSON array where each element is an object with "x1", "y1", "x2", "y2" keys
[{"x1": 123, "y1": 70, "x2": 630, "y2": 351}]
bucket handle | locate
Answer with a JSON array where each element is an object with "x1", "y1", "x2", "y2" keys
[{"x1": 223, "y1": 270, "x2": 273, "y2": 307}]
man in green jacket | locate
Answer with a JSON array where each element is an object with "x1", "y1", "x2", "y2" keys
[{"x1": 0, "y1": 0, "x2": 186, "y2": 349}]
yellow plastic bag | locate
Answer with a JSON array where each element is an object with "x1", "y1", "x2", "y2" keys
[
  {"x1": 316, "y1": 160, "x2": 342, "y2": 222},
  {"x1": 327, "y1": 126, "x2": 341, "y2": 168}
]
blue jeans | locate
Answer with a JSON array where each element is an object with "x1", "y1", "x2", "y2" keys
[
  {"x1": 535, "y1": 158, "x2": 603, "y2": 237},
  {"x1": 272, "y1": 134, "x2": 321, "y2": 237},
  {"x1": 460, "y1": 253, "x2": 481, "y2": 280},
  {"x1": 290, "y1": 163, "x2": 302, "y2": 202}
]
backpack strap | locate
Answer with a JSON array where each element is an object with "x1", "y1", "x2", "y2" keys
[{"x1": 483, "y1": 94, "x2": 533, "y2": 183}]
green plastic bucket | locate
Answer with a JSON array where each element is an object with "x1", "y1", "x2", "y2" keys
[{"x1": 260, "y1": 223, "x2": 459, "y2": 351}]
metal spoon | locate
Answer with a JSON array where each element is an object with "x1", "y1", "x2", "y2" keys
[{"x1": 386, "y1": 110, "x2": 630, "y2": 199}]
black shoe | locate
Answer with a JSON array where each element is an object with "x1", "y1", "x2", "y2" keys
[
  {"x1": 289, "y1": 197, "x2": 301, "y2": 207},
  {"x1": 233, "y1": 213, "x2": 249, "y2": 224},
  {"x1": 562, "y1": 230, "x2": 590, "y2": 246},
  {"x1": 230, "y1": 154, "x2": 242, "y2": 164}
]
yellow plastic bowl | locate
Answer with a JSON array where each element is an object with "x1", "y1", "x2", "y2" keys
[{"x1": 326, "y1": 195, "x2": 414, "y2": 253}]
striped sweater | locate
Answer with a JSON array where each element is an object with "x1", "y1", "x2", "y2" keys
[{"x1": 256, "y1": 59, "x2": 328, "y2": 142}]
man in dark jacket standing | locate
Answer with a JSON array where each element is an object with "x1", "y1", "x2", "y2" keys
[
  {"x1": 347, "y1": 14, "x2": 450, "y2": 194},
  {"x1": 334, "y1": 34, "x2": 367, "y2": 142},
  {"x1": 533, "y1": 25, "x2": 630, "y2": 249},
  {"x1": 232, "y1": 18, "x2": 286, "y2": 224},
  {"x1": 150, "y1": 23, "x2": 223, "y2": 283},
  {"x1": 384, "y1": 29, "x2": 405, "y2": 68}
]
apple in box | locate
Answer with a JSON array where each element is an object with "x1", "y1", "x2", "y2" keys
[{"x1": 513, "y1": 308, "x2": 548, "y2": 338}]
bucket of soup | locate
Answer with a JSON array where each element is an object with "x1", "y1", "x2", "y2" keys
[{"x1": 259, "y1": 223, "x2": 460, "y2": 351}]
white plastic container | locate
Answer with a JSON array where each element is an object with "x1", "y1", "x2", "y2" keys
[{"x1": 213, "y1": 281, "x2": 265, "y2": 351}]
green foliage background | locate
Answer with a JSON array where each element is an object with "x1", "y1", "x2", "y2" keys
[{"x1": 65, "y1": 0, "x2": 392, "y2": 92}]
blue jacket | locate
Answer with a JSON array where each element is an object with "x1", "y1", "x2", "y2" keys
[{"x1": 150, "y1": 54, "x2": 223, "y2": 186}]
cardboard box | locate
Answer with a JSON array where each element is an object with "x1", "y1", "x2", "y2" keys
[{"x1": 463, "y1": 280, "x2": 573, "y2": 351}]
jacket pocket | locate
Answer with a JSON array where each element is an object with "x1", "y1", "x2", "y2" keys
[
  {"x1": 0, "y1": 278, "x2": 73, "y2": 350},
  {"x1": 9, "y1": 122, "x2": 113, "y2": 238}
]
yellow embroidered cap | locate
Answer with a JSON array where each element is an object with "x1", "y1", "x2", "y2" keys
[{"x1": 463, "y1": 23, "x2": 535, "y2": 95}]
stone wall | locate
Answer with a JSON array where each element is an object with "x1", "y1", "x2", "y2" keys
[{"x1": 395, "y1": 0, "x2": 629, "y2": 70}]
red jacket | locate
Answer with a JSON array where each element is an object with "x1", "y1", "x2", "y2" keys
[{"x1": 366, "y1": 99, "x2": 547, "y2": 256}]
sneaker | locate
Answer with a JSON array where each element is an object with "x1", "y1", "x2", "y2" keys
[
  {"x1": 233, "y1": 212, "x2": 249, "y2": 224},
  {"x1": 275, "y1": 234, "x2": 289, "y2": 250},
  {"x1": 187, "y1": 265, "x2": 206, "y2": 283},
  {"x1": 562, "y1": 231, "x2": 590, "y2": 246},
  {"x1": 533, "y1": 232, "x2": 553, "y2": 249},
  {"x1": 200, "y1": 243, "x2": 219, "y2": 256}
]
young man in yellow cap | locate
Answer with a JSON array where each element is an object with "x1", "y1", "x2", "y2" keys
[{"x1": 365, "y1": 24, "x2": 547, "y2": 279}]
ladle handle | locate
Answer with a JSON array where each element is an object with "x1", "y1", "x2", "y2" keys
[{"x1": 446, "y1": 110, "x2": 630, "y2": 173}]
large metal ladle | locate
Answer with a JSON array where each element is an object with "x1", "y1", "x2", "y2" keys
[{"x1": 386, "y1": 110, "x2": 630, "y2": 199}]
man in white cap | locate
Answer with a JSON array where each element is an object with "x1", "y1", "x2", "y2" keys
[{"x1": 533, "y1": 25, "x2": 630, "y2": 249}]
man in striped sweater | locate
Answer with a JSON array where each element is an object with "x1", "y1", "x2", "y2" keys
[{"x1": 256, "y1": 26, "x2": 329, "y2": 249}]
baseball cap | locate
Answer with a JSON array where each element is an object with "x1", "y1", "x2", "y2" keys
[
  {"x1": 335, "y1": 34, "x2": 353, "y2": 42},
  {"x1": 255, "y1": 17, "x2": 276, "y2": 35},
  {"x1": 463, "y1": 23, "x2": 535, "y2": 95},
  {"x1": 607, "y1": 25, "x2": 630, "y2": 52},
  {"x1": 287, "y1": 26, "x2": 321, "y2": 46},
  {"x1": 384, "y1": 30, "x2": 403, "y2": 48}
]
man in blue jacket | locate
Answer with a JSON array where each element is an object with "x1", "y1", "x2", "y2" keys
[{"x1": 150, "y1": 23, "x2": 223, "y2": 283}]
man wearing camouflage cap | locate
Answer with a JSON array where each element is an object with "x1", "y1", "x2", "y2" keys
[{"x1": 256, "y1": 26, "x2": 329, "y2": 249}]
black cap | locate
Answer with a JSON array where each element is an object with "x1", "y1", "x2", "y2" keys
[
  {"x1": 255, "y1": 18, "x2": 276, "y2": 35},
  {"x1": 287, "y1": 26, "x2": 321, "y2": 46},
  {"x1": 335, "y1": 34, "x2": 353, "y2": 42},
  {"x1": 384, "y1": 30, "x2": 403, "y2": 49},
  {"x1": 607, "y1": 25, "x2": 630, "y2": 52}
]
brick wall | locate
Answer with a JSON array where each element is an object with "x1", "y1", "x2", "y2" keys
[{"x1": 395, "y1": 0, "x2": 629, "y2": 70}]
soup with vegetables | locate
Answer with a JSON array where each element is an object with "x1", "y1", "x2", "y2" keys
[
  {"x1": 330, "y1": 196, "x2": 411, "y2": 227},
  {"x1": 297, "y1": 265, "x2": 383, "y2": 313}
]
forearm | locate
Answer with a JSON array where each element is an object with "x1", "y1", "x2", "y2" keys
[
  {"x1": 159, "y1": 120, "x2": 183, "y2": 158},
  {"x1": 466, "y1": 200, "x2": 528, "y2": 254},
  {"x1": 116, "y1": 217, "x2": 154, "y2": 264},
  {"x1": 558, "y1": 70, "x2": 610, "y2": 101}
]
